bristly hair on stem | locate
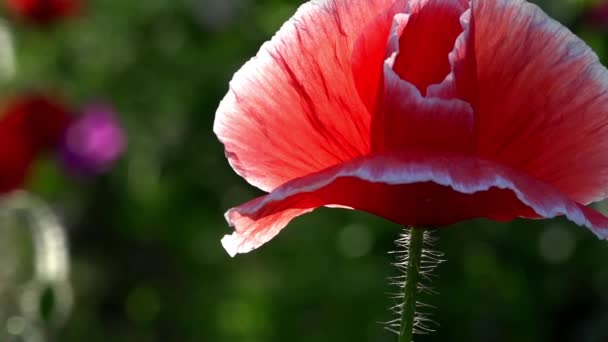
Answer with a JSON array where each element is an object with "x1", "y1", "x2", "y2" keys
[{"x1": 384, "y1": 227, "x2": 445, "y2": 341}]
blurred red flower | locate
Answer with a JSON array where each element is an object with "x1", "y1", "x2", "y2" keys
[
  {"x1": 0, "y1": 93, "x2": 70, "y2": 193},
  {"x1": 0, "y1": 93, "x2": 125, "y2": 193},
  {"x1": 586, "y1": 1, "x2": 608, "y2": 30},
  {"x1": 4, "y1": 0, "x2": 79, "y2": 26},
  {"x1": 215, "y1": 0, "x2": 608, "y2": 256}
]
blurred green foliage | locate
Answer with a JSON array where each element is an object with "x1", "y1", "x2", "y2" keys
[{"x1": 0, "y1": 0, "x2": 607, "y2": 341}]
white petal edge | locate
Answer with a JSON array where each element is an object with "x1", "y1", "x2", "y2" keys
[{"x1": 222, "y1": 153, "x2": 608, "y2": 256}]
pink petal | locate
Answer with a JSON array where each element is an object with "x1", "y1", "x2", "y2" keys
[
  {"x1": 426, "y1": 6, "x2": 478, "y2": 104},
  {"x1": 214, "y1": 0, "x2": 398, "y2": 192},
  {"x1": 392, "y1": 0, "x2": 467, "y2": 95},
  {"x1": 373, "y1": 59, "x2": 475, "y2": 152},
  {"x1": 352, "y1": 0, "x2": 407, "y2": 114},
  {"x1": 222, "y1": 150, "x2": 608, "y2": 256},
  {"x1": 471, "y1": 0, "x2": 608, "y2": 204},
  {"x1": 371, "y1": 10, "x2": 475, "y2": 153}
]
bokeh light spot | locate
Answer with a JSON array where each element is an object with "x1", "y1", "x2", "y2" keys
[
  {"x1": 217, "y1": 299, "x2": 270, "y2": 338},
  {"x1": 0, "y1": 20, "x2": 16, "y2": 81},
  {"x1": 336, "y1": 224, "x2": 373, "y2": 259},
  {"x1": 6, "y1": 316, "x2": 26, "y2": 335},
  {"x1": 538, "y1": 225, "x2": 576, "y2": 264}
]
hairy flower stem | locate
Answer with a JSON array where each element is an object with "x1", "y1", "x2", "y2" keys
[{"x1": 398, "y1": 227, "x2": 424, "y2": 342}]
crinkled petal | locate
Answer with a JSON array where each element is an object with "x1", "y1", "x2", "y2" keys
[
  {"x1": 352, "y1": 0, "x2": 407, "y2": 114},
  {"x1": 214, "y1": 0, "x2": 399, "y2": 192},
  {"x1": 371, "y1": 11, "x2": 475, "y2": 153},
  {"x1": 471, "y1": 0, "x2": 608, "y2": 204},
  {"x1": 427, "y1": 6, "x2": 478, "y2": 105},
  {"x1": 392, "y1": 0, "x2": 467, "y2": 95},
  {"x1": 222, "y1": 150, "x2": 608, "y2": 256},
  {"x1": 373, "y1": 60, "x2": 474, "y2": 152}
]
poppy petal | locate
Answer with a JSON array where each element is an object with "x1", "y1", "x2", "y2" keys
[
  {"x1": 371, "y1": 12, "x2": 475, "y2": 153},
  {"x1": 373, "y1": 60, "x2": 475, "y2": 152},
  {"x1": 214, "y1": 0, "x2": 398, "y2": 192},
  {"x1": 352, "y1": 0, "x2": 407, "y2": 114},
  {"x1": 426, "y1": 6, "x2": 478, "y2": 105},
  {"x1": 222, "y1": 151, "x2": 608, "y2": 256},
  {"x1": 392, "y1": 0, "x2": 467, "y2": 95},
  {"x1": 471, "y1": 0, "x2": 608, "y2": 204}
]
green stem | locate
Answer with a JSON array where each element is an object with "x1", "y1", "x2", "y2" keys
[{"x1": 398, "y1": 227, "x2": 424, "y2": 342}]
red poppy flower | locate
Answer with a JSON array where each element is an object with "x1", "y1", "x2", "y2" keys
[
  {"x1": 4, "y1": 0, "x2": 79, "y2": 26},
  {"x1": 215, "y1": 0, "x2": 608, "y2": 256},
  {"x1": 0, "y1": 93, "x2": 70, "y2": 193}
]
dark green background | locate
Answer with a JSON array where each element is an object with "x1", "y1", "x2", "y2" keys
[{"x1": 1, "y1": 0, "x2": 608, "y2": 341}]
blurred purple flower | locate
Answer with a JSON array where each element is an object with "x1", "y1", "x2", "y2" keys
[{"x1": 59, "y1": 103, "x2": 126, "y2": 176}]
